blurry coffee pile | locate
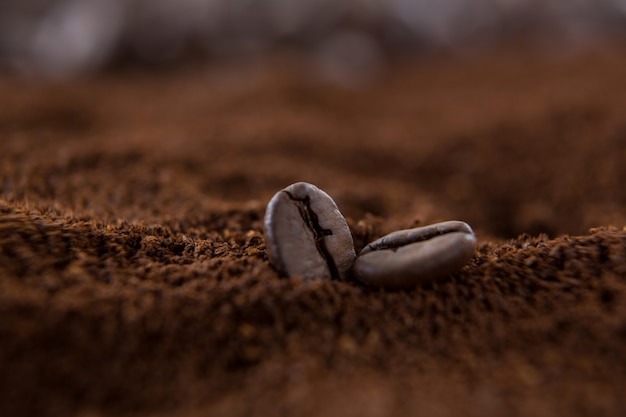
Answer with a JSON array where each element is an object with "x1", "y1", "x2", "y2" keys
[{"x1": 1, "y1": 0, "x2": 625, "y2": 83}]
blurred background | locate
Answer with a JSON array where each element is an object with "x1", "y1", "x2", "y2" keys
[
  {"x1": 1, "y1": 0, "x2": 626, "y2": 80},
  {"x1": 1, "y1": 0, "x2": 626, "y2": 240}
]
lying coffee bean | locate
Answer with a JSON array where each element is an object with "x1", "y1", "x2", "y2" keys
[
  {"x1": 264, "y1": 182, "x2": 356, "y2": 281},
  {"x1": 354, "y1": 221, "x2": 476, "y2": 289}
]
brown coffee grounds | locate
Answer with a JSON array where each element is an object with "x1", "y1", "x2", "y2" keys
[{"x1": 1, "y1": 42, "x2": 626, "y2": 416}]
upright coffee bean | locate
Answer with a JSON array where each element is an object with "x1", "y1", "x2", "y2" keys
[
  {"x1": 354, "y1": 221, "x2": 477, "y2": 289},
  {"x1": 264, "y1": 182, "x2": 356, "y2": 281}
]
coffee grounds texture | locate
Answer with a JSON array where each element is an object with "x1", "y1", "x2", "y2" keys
[{"x1": 2, "y1": 42, "x2": 626, "y2": 416}]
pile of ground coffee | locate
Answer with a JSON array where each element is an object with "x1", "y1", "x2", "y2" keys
[{"x1": 1, "y1": 42, "x2": 626, "y2": 416}]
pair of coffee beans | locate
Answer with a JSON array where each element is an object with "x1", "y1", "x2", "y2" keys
[{"x1": 264, "y1": 182, "x2": 477, "y2": 289}]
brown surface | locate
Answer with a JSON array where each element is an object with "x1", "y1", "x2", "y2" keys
[{"x1": 2, "y1": 42, "x2": 626, "y2": 416}]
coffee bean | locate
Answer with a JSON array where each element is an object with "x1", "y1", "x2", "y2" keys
[
  {"x1": 354, "y1": 221, "x2": 477, "y2": 289},
  {"x1": 264, "y1": 182, "x2": 356, "y2": 281}
]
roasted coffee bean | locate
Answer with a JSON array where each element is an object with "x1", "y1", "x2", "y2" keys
[
  {"x1": 264, "y1": 182, "x2": 356, "y2": 280},
  {"x1": 354, "y1": 221, "x2": 476, "y2": 289}
]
